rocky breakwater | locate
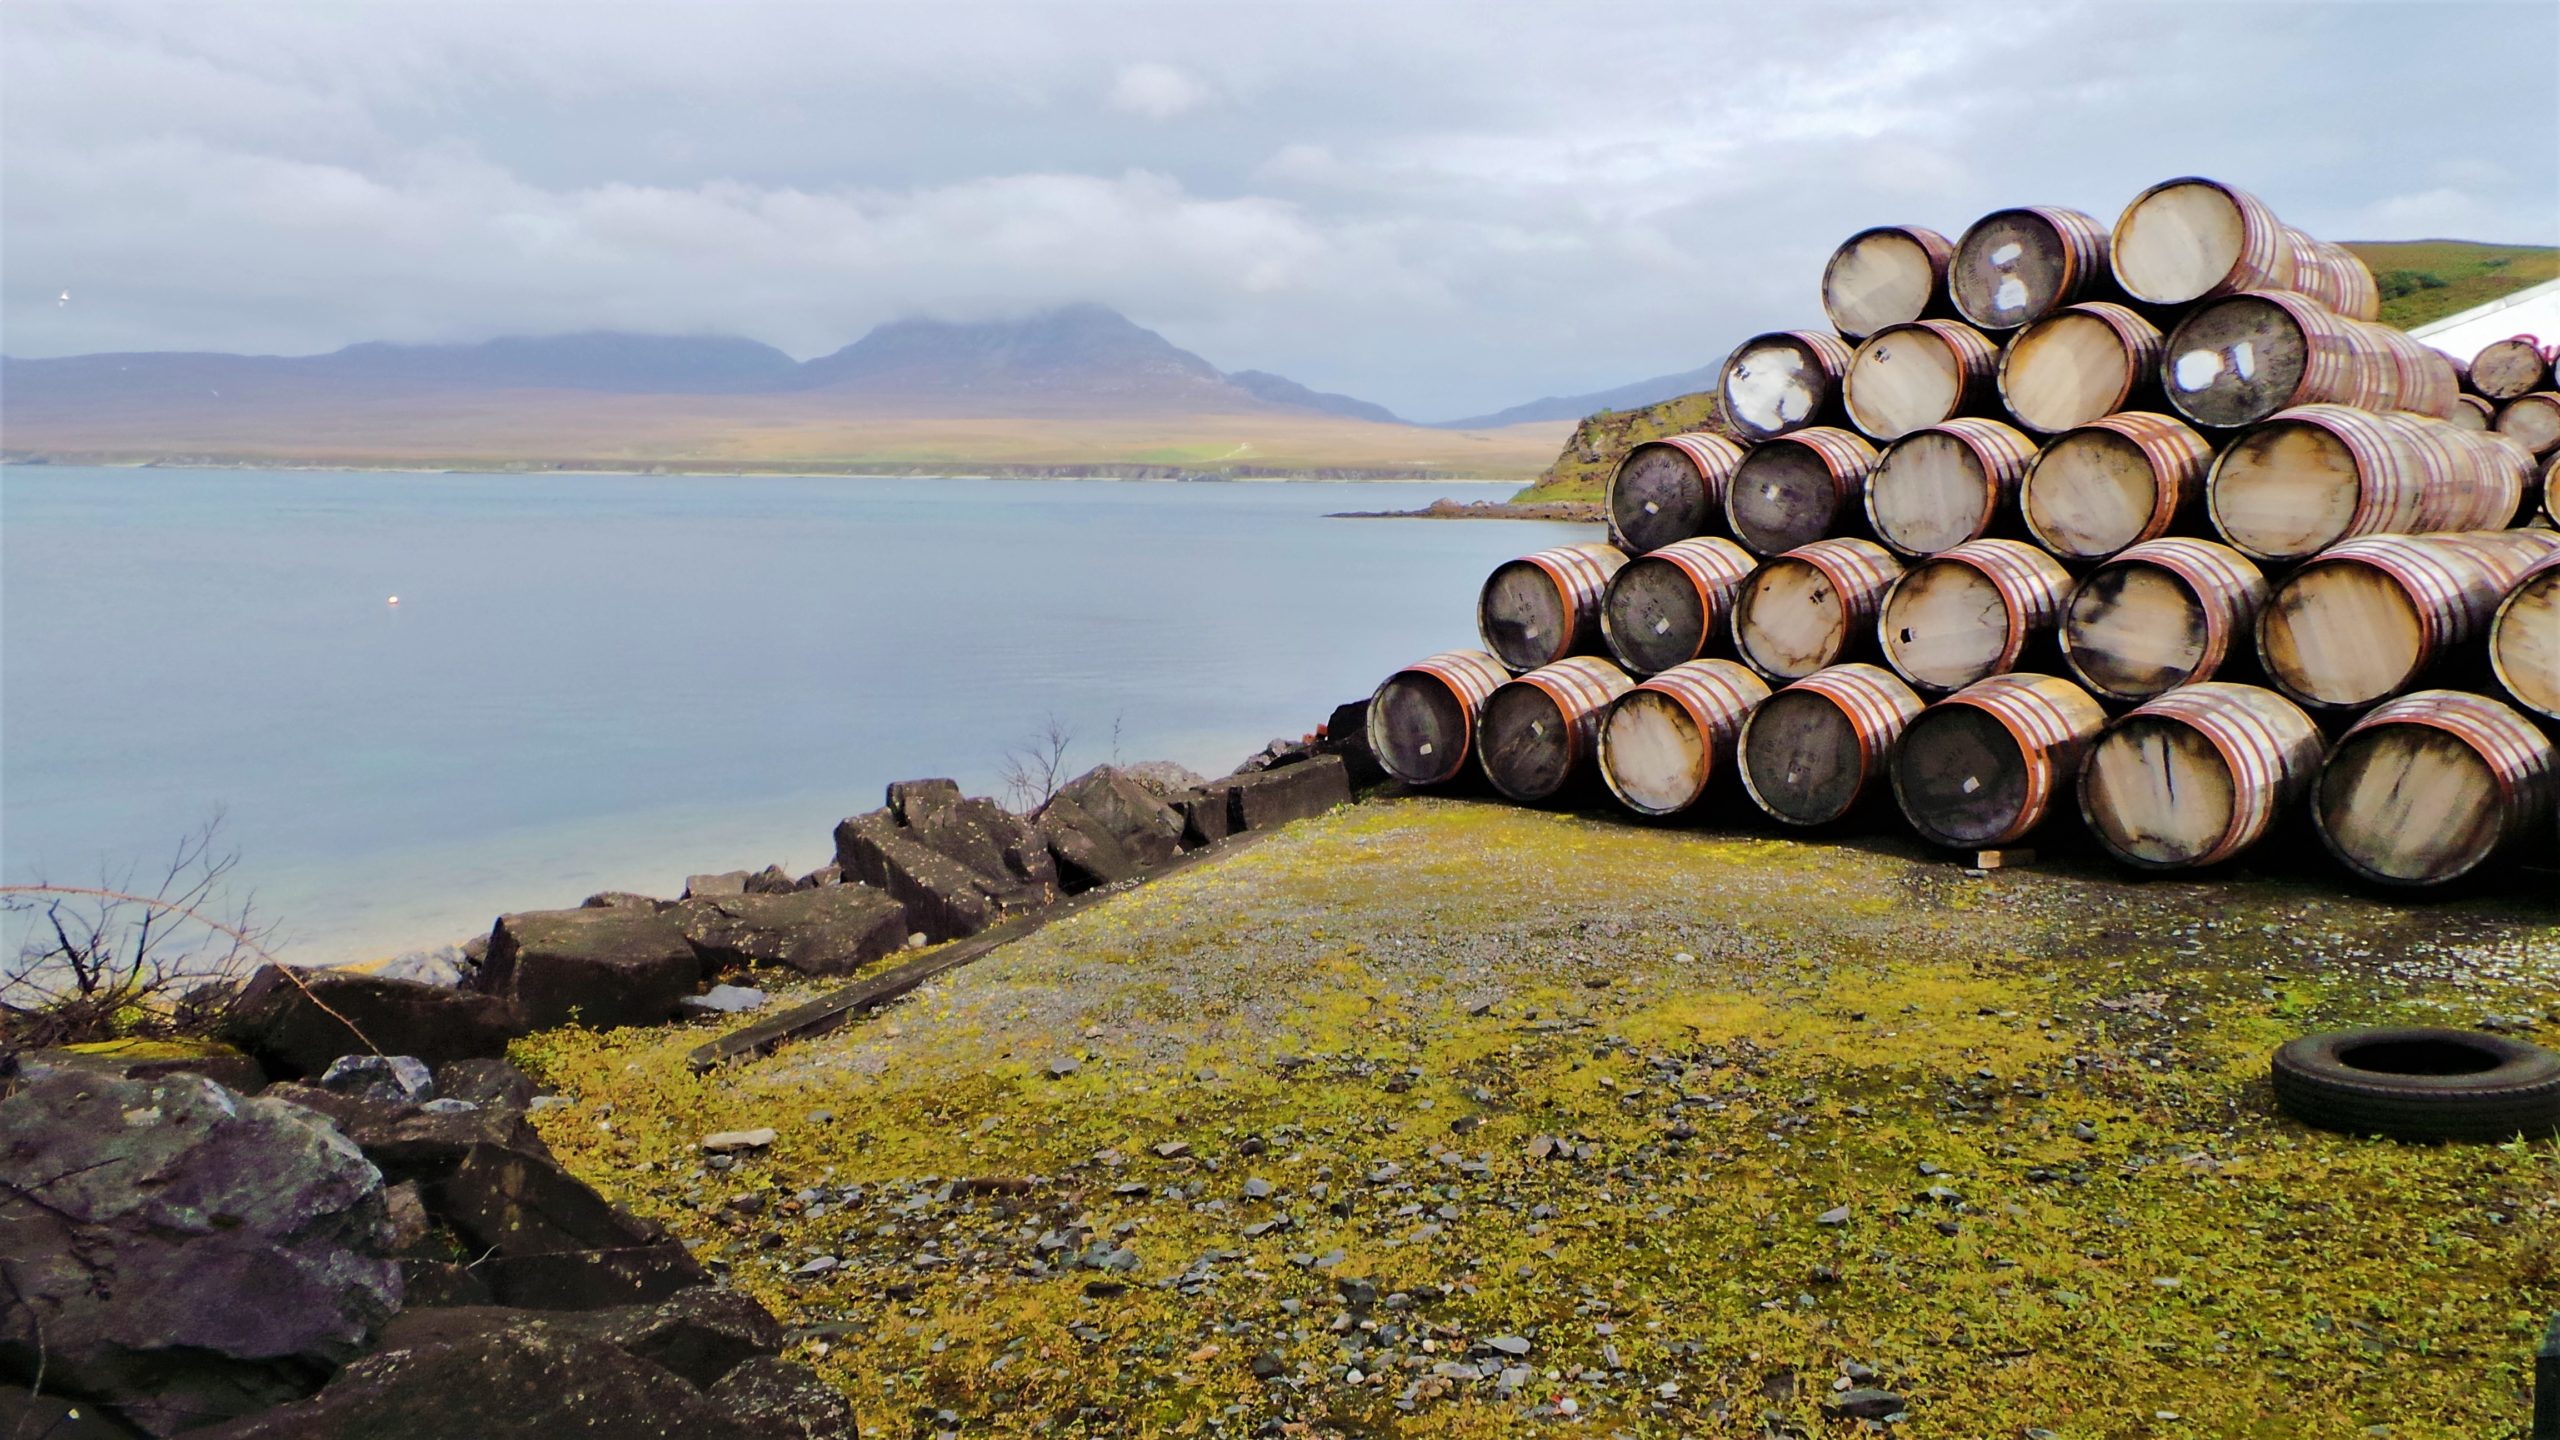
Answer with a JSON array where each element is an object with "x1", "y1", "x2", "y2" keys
[{"x1": 3, "y1": 711, "x2": 1380, "y2": 1435}]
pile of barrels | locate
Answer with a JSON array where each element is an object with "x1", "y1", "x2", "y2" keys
[{"x1": 1367, "y1": 176, "x2": 2560, "y2": 889}]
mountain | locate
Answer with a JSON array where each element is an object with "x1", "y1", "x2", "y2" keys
[
  {"x1": 1221, "y1": 370, "x2": 1403, "y2": 425},
  {"x1": 790, "y1": 303, "x2": 1242, "y2": 411},
  {"x1": 1429, "y1": 363, "x2": 1721, "y2": 430}
]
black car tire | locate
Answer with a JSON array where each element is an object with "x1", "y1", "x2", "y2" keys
[{"x1": 2271, "y1": 1026, "x2": 2560, "y2": 1144}]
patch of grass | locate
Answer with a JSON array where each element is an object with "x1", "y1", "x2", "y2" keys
[
  {"x1": 1509, "y1": 392, "x2": 1725, "y2": 505},
  {"x1": 517, "y1": 799, "x2": 2558, "y2": 1438},
  {"x1": 2344, "y1": 240, "x2": 2559, "y2": 330}
]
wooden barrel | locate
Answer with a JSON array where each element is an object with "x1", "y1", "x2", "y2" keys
[
  {"x1": 1724, "y1": 427, "x2": 1878, "y2": 557},
  {"x1": 1720, "y1": 331, "x2": 1856, "y2": 442},
  {"x1": 2163, "y1": 290, "x2": 2461, "y2": 428},
  {"x1": 1863, "y1": 417, "x2": 2039, "y2": 557},
  {"x1": 2451, "y1": 393, "x2": 2497, "y2": 431},
  {"x1": 2059, "y1": 538, "x2": 2268, "y2": 702},
  {"x1": 1607, "y1": 433, "x2": 1747, "y2": 555},
  {"x1": 2108, "y1": 177, "x2": 2299, "y2": 305},
  {"x1": 2079, "y1": 682, "x2": 2323, "y2": 871},
  {"x1": 1949, "y1": 206, "x2": 2113, "y2": 332},
  {"x1": 2488, "y1": 554, "x2": 2560, "y2": 721},
  {"x1": 1730, "y1": 537, "x2": 1904, "y2": 682},
  {"x1": 1998, "y1": 302, "x2": 2166, "y2": 434},
  {"x1": 1875, "y1": 538, "x2": 2076, "y2": 694},
  {"x1": 1843, "y1": 320, "x2": 2003, "y2": 442},
  {"x1": 1821, "y1": 224, "x2": 1955, "y2": 340},
  {"x1": 2473, "y1": 337, "x2": 2555, "y2": 401},
  {"x1": 2257, "y1": 530, "x2": 2560, "y2": 711},
  {"x1": 1600, "y1": 536, "x2": 1757, "y2": 675},
  {"x1": 2495, "y1": 392, "x2": 2560, "y2": 458},
  {"x1": 1737, "y1": 663, "x2": 1925, "y2": 827},
  {"x1": 2019, "y1": 411, "x2": 2215, "y2": 561},
  {"x1": 1596, "y1": 660, "x2": 1772, "y2": 816},
  {"x1": 2548, "y1": 452, "x2": 2560, "y2": 528},
  {"x1": 2279, "y1": 229, "x2": 2380, "y2": 322},
  {"x1": 2314, "y1": 690, "x2": 2559, "y2": 887},
  {"x1": 1889, "y1": 673, "x2": 2108, "y2": 849},
  {"x1": 1475, "y1": 657, "x2": 1634, "y2": 803},
  {"x1": 1367, "y1": 649, "x2": 1514, "y2": 786},
  {"x1": 1477, "y1": 543, "x2": 1628, "y2": 673},
  {"x1": 2206, "y1": 404, "x2": 2535, "y2": 561}
]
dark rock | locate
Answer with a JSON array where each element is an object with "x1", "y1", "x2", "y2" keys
[
  {"x1": 475, "y1": 910, "x2": 700, "y2": 1032},
  {"x1": 710, "y1": 1357, "x2": 857, "y2": 1440},
  {"x1": 833, "y1": 817, "x2": 1036, "y2": 943},
  {"x1": 1117, "y1": 760, "x2": 1210, "y2": 797},
  {"x1": 1049, "y1": 767, "x2": 1184, "y2": 866},
  {"x1": 1233, "y1": 736, "x2": 1316, "y2": 773},
  {"x1": 582, "y1": 891, "x2": 668, "y2": 913},
  {"x1": 1822, "y1": 1387, "x2": 1908, "y2": 1419},
  {"x1": 793, "y1": 864, "x2": 842, "y2": 890},
  {"x1": 670, "y1": 887, "x2": 909, "y2": 977},
  {"x1": 1317, "y1": 700, "x2": 1388, "y2": 788},
  {"x1": 459, "y1": 933, "x2": 491, "y2": 966},
  {"x1": 1227, "y1": 754, "x2": 1351, "y2": 831},
  {"x1": 743, "y1": 865, "x2": 798, "y2": 896},
  {"x1": 18, "y1": 1038, "x2": 268, "y2": 1094},
  {"x1": 470, "y1": 1243, "x2": 710, "y2": 1312},
  {"x1": 0, "y1": 1388, "x2": 146, "y2": 1438},
  {"x1": 432, "y1": 1058, "x2": 539, "y2": 1113},
  {"x1": 0, "y1": 1071, "x2": 401, "y2": 1436},
  {"x1": 1169, "y1": 783, "x2": 1237, "y2": 848},
  {"x1": 219, "y1": 965, "x2": 523, "y2": 1078},
  {"x1": 1250, "y1": 1351, "x2": 1287, "y2": 1380},
  {"x1": 885, "y1": 778, "x2": 965, "y2": 830},
  {"x1": 436, "y1": 1143, "x2": 668, "y2": 1259},
  {"x1": 261, "y1": 1083, "x2": 548, "y2": 1185},
  {"x1": 916, "y1": 797, "x2": 1059, "y2": 899},
  {"x1": 398, "y1": 1258, "x2": 493, "y2": 1307},
  {"x1": 683, "y1": 872, "x2": 751, "y2": 900},
  {"x1": 190, "y1": 1319, "x2": 757, "y2": 1440},
  {"x1": 379, "y1": 1288, "x2": 781, "y2": 1391},
  {"x1": 318, "y1": 1054, "x2": 435, "y2": 1105},
  {"x1": 1033, "y1": 795, "x2": 1143, "y2": 892}
]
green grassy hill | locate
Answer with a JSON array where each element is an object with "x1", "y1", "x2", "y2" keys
[{"x1": 1516, "y1": 240, "x2": 2557, "y2": 504}]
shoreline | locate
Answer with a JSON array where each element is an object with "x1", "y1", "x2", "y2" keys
[
  {"x1": 1, "y1": 454, "x2": 1542, "y2": 485},
  {"x1": 1328, "y1": 497, "x2": 1599, "y2": 522}
]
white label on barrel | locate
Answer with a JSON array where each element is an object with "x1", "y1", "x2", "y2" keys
[
  {"x1": 1643, "y1": 500, "x2": 1659, "y2": 515},
  {"x1": 1995, "y1": 276, "x2": 2027, "y2": 313},
  {"x1": 1419, "y1": 742, "x2": 1435, "y2": 756},
  {"x1": 1530, "y1": 721, "x2": 1547, "y2": 737},
  {"x1": 1961, "y1": 775, "x2": 1981, "y2": 794},
  {"x1": 2173, "y1": 348, "x2": 2223, "y2": 390},
  {"x1": 1524, "y1": 627, "x2": 1540, "y2": 639},
  {"x1": 1764, "y1": 484, "x2": 1782, "y2": 501},
  {"x1": 2233, "y1": 341, "x2": 2256, "y2": 379},
  {"x1": 1653, "y1": 618, "x2": 1671, "y2": 635},
  {"x1": 1991, "y1": 242, "x2": 2023, "y2": 267}
]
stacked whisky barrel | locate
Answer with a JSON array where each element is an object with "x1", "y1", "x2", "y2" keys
[{"x1": 1367, "y1": 176, "x2": 2560, "y2": 889}]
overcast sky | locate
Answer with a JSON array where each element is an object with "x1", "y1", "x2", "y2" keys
[{"x1": 5, "y1": 2, "x2": 2555, "y2": 420}]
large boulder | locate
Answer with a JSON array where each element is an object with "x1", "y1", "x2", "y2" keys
[
  {"x1": 1031, "y1": 794, "x2": 1143, "y2": 893},
  {"x1": 1048, "y1": 767, "x2": 1185, "y2": 867},
  {"x1": 473, "y1": 910, "x2": 701, "y2": 1032},
  {"x1": 219, "y1": 966, "x2": 522, "y2": 1079},
  {"x1": 19, "y1": 1038, "x2": 267, "y2": 1094},
  {"x1": 669, "y1": 887, "x2": 908, "y2": 977},
  {"x1": 190, "y1": 1319, "x2": 760, "y2": 1440},
  {"x1": 884, "y1": 778, "x2": 964, "y2": 829},
  {"x1": 912, "y1": 797, "x2": 1060, "y2": 901},
  {"x1": 711, "y1": 1356, "x2": 858, "y2": 1439},
  {"x1": 433, "y1": 1143, "x2": 709, "y2": 1310},
  {"x1": 832, "y1": 812, "x2": 1039, "y2": 943},
  {"x1": 0, "y1": 1071, "x2": 401, "y2": 1435},
  {"x1": 1227, "y1": 753, "x2": 1352, "y2": 832},
  {"x1": 378, "y1": 1288, "x2": 780, "y2": 1390},
  {"x1": 1317, "y1": 699, "x2": 1388, "y2": 789},
  {"x1": 260, "y1": 1084, "x2": 549, "y2": 1185},
  {"x1": 1168, "y1": 782, "x2": 1238, "y2": 849}
]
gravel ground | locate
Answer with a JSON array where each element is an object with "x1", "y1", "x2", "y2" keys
[{"x1": 521, "y1": 795, "x2": 2560, "y2": 1439}]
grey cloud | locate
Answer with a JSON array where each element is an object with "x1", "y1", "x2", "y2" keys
[{"x1": 4, "y1": 1, "x2": 2553, "y2": 419}]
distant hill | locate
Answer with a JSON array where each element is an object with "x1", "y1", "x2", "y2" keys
[
  {"x1": 1429, "y1": 364, "x2": 1721, "y2": 430},
  {"x1": 1223, "y1": 370, "x2": 1403, "y2": 425}
]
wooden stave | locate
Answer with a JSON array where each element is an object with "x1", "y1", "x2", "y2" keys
[
  {"x1": 2108, "y1": 176, "x2": 2300, "y2": 306},
  {"x1": 2487, "y1": 553, "x2": 2560, "y2": 721},
  {"x1": 1724, "y1": 426, "x2": 1881, "y2": 557},
  {"x1": 2256, "y1": 530, "x2": 2560, "y2": 711},
  {"x1": 1607, "y1": 432, "x2": 1749, "y2": 555},
  {"x1": 2059, "y1": 537, "x2": 2269, "y2": 702},
  {"x1": 2162, "y1": 290, "x2": 2460, "y2": 430},
  {"x1": 2281, "y1": 228, "x2": 2381, "y2": 322},
  {"x1": 1949, "y1": 206, "x2": 2113, "y2": 332},
  {"x1": 1596, "y1": 659, "x2": 1772, "y2": 816},
  {"x1": 2547, "y1": 451, "x2": 2559, "y2": 528},
  {"x1": 1889, "y1": 672, "x2": 2109, "y2": 849},
  {"x1": 1729, "y1": 537, "x2": 1906, "y2": 682},
  {"x1": 1863, "y1": 416, "x2": 2040, "y2": 558},
  {"x1": 2077, "y1": 681, "x2": 2323, "y2": 870},
  {"x1": 1474, "y1": 656, "x2": 1635, "y2": 803},
  {"x1": 1720, "y1": 330, "x2": 1857, "y2": 442},
  {"x1": 1476, "y1": 542, "x2": 1629, "y2": 674},
  {"x1": 2205, "y1": 404, "x2": 2533, "y2": 562},
  {"x1": 1875, "y1": 537, "x2": 2077, "y2": 695},
  {"x1": 1997, "y1": 301, "x2": 2166, "y2": 435},
  {"x1": 1367, "y1": 649, "x2": 1515, "y2": 787},
  {"x1": 1599, "y1": 536, "x2": 1758, "y2": 676},
  {"x1": 1737, "y1": 662, "x2": 1925, "y2": 827},
  {"x1": 1821, "y1": 224, "x2": 1956, "y2": 340},
  {"x1": 1842, "y1": 320, "x2": 2006, "y2": 442},
  {"x1": 2494, "y1": 392, "x2": 2560, "y2": 458},
  {"x1": 2472, "y1": 338, "x2": 2556, "y2": 402},
  {"x1": 2313, "y1": 689, "x2": 2560, "y2": 887},
  {"x1": 2019, "y1": 410, "x2": 2215, "y2": 561}
]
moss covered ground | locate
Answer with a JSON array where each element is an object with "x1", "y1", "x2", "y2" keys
[{"x1": 517, "y1": 797, "x2": 2558, "y2": 1438}]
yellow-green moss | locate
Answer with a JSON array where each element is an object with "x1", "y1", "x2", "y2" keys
[{"x1": 516, "y1": 798, "x2": 2559, "y2": 1438}]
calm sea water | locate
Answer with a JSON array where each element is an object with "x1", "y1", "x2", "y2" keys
[{"x1": 1, "y1": 468, "x2": 1583, "y2": 963}]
